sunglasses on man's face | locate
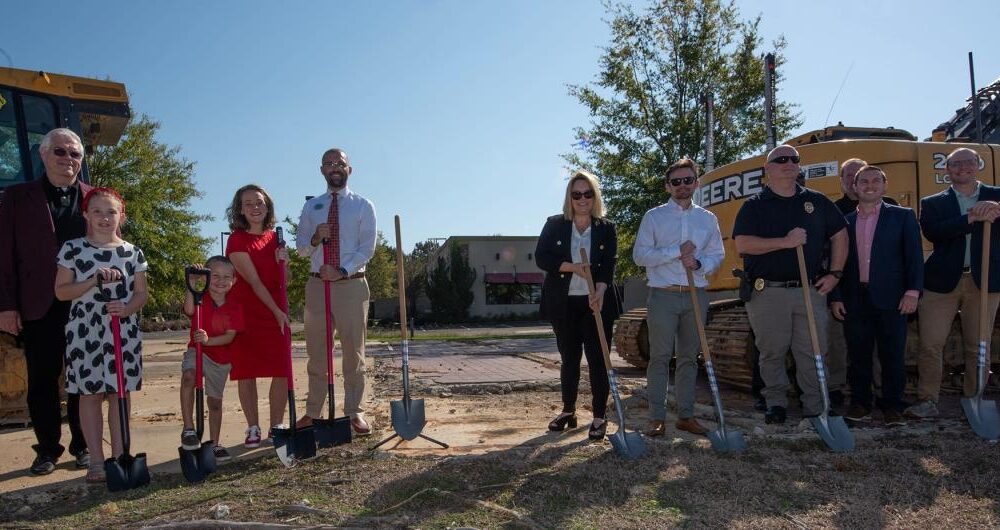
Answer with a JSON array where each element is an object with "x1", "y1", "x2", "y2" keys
[
  {"x1": 768, "y1": 155, "x2": 800, "y2": 165},
  {"x1": 571, "y1": 190, "x2": 595, "y2": 200},
  {"x1": 669, "y1": 176, "x2": 696, "y2": 186},
  {"x1": 52, "y1": 147, "x2": 83, "y2": 160}
]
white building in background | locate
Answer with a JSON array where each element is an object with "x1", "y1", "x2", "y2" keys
[{"x1": 429, "y1": 236, "x2": 544, "y2": 317}]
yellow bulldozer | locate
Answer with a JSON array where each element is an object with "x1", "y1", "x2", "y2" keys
[
  {"x1": 0, "y1": 66, "x2": 130, "y2": 423},
  {"x1": 615, "y1": 73, "x2": 1000, "y2": 395}
]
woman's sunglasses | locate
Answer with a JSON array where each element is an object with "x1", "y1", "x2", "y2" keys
[
  {"x1": 52, "y1": 147, "x2": 83, "y2": 160},
  {"x1": 571, "y1": 190, "x2": 595, "y2": 200}
]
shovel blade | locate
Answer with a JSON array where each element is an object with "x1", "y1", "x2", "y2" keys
[
  {"x1": 707, "y1": 429, "x2": 748, "y2": 453},
  {"x1": 608, "y1": 430, "x2": 646, "y2": 460},
  {"x1": 809, "y1": 415, "x2": 855, "y2": 453},
  {"x1": 314, "y1": 417, "x2": 353, "y2": 448},
  {"x1": 961, "y1": 397, "x2": 1000, "y2": 440},
  {"x1": 390, "y1": 398, "x2": 426, "y2": 441},
  {"x1": 273, "y1": 426, "x2": 317, "y2": 467},
  {"x1": 178, "y1": 446, "x2": 206, "y2": 484},
  {"x1": 105, "y1": 453, "x2": 150, "y2": 492}
]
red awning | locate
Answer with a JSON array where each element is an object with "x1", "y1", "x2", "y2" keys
[{"x1": 484, "y1": 272, "x2": 544, "y2": 284}]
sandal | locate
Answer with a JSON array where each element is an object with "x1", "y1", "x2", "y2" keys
[
  {"x1": 548, "y1": 412, "x2": 577, "y2": 431},
  {"x1": 588, "y1": 419, "x2": 608, "y2": 441}
]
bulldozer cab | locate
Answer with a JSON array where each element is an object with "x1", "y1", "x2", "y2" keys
[{"x1": 0, "y1": 67, "x2": 129, "y2": 191}]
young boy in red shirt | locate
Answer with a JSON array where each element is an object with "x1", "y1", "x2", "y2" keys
[{"x1": 180, "y1": 256, "x2": 243, "y2": 461}]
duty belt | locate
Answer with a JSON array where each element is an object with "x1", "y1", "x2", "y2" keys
[{"x1": 753, "y1": 278, "x2": 802, "y2": 291}]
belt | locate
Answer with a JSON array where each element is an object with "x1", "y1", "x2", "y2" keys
[
  {"x1": 653, "y1": 285, "x2": 694, "y2": 292},
  {"x1": 310, "y1": 272, "x2": 366, "y2": 281},
  {"x1": 762, "y1": 280, "x2": 802, "y2": 288},
  {"x1": 963, "y1": 266, "x2": 972, "y2": 273}
]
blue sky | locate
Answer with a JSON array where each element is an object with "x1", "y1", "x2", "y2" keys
[{"x1": 3, "y1": 1, "x2": 999, "y2": 253}]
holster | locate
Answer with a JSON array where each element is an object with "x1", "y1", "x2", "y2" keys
[{"x1": 733, "y1": 268, "x2": 753, "y2": 302}]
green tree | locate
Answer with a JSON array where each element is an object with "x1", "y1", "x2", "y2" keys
[
  {"x1": 405, "y1": 239, "x2": 441, "y2": 318},
  {"x1": 566, "y1": 0, "x2": 802, "y2": 278},
  {"x1": 87, "y1": 115, "x2": 211, "y2": 315},
  {"x1": 367, "y1": 232, "x2": 397, "y2": 301},
  {"x1": 282, "y1": 216, "x2": 311, "y2": 319},
  {"x1": 426, "y1": 242, "x2": 477, "y2": 322}
]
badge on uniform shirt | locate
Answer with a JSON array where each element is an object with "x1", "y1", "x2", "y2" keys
[
  {"x1": 803, "y1": 201, "x2": 815, "y2": 214},
  {"x1": 599, "y1": 244, "x2": 604, "y2": 250},
  {"x1": 557, "y1": 240, "x2": 562, "y2": 246},
  {"x1": 754, "y1": 278, "x2": 765, "y2": 291}
]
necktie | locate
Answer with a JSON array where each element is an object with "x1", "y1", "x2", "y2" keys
[{"x1": 324, "y1": 193, "x2": 341, "y2": 269}]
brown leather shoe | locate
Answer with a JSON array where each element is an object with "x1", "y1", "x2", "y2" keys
[
  {"x1": 351, "y1": 415, "x2": 372, "y2": 436},
  {"x1": 645, "y1": 420, "x2": 666, "y2": 437},
  {"x1": 675, "y1": 417, "x2": 709, "y2": 436},
  {"x1": 295, "y1": 415, "x2": 314, "y2": 429}
]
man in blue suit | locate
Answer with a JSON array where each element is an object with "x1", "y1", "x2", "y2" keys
[
  {"x1": 830, "y1": 166, "x2": 923, "y2": 426},
  {"x1": 906, "y1": 147, "x2": 1000, "y2": 419}
]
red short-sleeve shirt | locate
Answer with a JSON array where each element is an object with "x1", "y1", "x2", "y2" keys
[{"x1": 188, "y1": 299, "x2": 244, "y2": 364}]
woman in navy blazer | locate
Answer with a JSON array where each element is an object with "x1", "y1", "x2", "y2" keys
[{"x1": 535, "y1": 170, "x2": 619, "y2": 440}]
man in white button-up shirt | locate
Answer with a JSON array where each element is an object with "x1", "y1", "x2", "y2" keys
[
  {"x1": 633, "y1": 157, "x2": 724, "y2": 438},
  {"x1": 295, "y1": 148, "x2": 377, "y2": 435}
]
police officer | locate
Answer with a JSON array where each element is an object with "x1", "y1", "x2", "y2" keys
[{"x1": 733, "y1": 145, "x2": 848, "y2": 424}]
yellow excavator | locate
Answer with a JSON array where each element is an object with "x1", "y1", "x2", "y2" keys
[
  {"x1": 615, "y1": 63, "x2": 1000, "y2": 395},
  {"x1": 0, "y1": 66, "x2": 130, "y2": 423}
]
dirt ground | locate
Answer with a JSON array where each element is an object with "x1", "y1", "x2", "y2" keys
[{"x1": 2, "y1": 331, "x2": 1000, "y2": 528}]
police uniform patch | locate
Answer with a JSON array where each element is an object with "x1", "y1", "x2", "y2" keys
[
  {"x1": 754, "y1": 278, "x2": 765, "y2": 291},
  {"x1": 804, "y1": 202, "x2": 815, "y2": 214}
]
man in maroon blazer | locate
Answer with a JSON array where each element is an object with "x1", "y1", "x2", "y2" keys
[{"x1": 0, "y1": 128, "x2": 91, "y2": 475}]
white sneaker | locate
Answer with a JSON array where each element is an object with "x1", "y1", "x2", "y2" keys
[
  {"x1": 903, "y1": 401, "x2": 939, "y2": 419},
  {"x1": 244, "y1": 425, "x2": 262, "y2": 448}
]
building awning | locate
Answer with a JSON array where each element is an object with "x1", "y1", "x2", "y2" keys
[{"x1": 484, "y1": 272, "x2": 544, "y2": 284}]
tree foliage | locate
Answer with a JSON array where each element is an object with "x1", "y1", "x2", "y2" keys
[
  {"x1": 426, "y1": 242, "x2": 477, "y2": 322},
  {"x1": 565, "y1": 0, "x2": 802, "y2": 278},
  {"x1": 405, "y1": 239, "x2": 441, "y2": 318},
  {"x1": 87, "y1": 115, "x2": 211, "y2": 315},
  {"x1": 366, "y1": 232, "x2": 397, "y2": 301}
]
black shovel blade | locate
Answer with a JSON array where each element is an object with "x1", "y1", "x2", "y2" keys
[
  {"x1": 315, "y1": 417, "x2": 353, "y2": 448},
  {"x1": 608, "y1": 430, "x2": 646, "y2": 460},
  {"x1": 390, "y1": 398, "x2": 426, "y2": 441},
  {"x1": 273, "y1": 426, "x2": 317, "y2": 467},
  {"x1": 809, "y1": 415, "x2": 855, "y2": 453},
  {"x1": 707, "y1": 429, "x2": 748, "y2": 453},
  {"x1": 961, "y1": 397, "x2": 1000, "y2": 440},
  {"x1": 105, "y1": 453, "x2": 150, "y2": 492},
  {"x1": 178, "y1": 441, "x2": 217, "y2": 484}
]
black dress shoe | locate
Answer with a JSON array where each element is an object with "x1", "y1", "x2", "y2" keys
[
  {"x1": 753, "y1": 396, "x2": 767, "y2": 412},
  {"x1": 829, "y1": 390, "x2": 845, "y2": 407},
  {"x1": 764, "y1": 406, "x2": 787, "y2": 424},
  {"x1": 588, "y1": 419, "x2": 607, "y2": 440},
  {"x1": 548, "y1": 413, "x2": 577, "y2": 431},
  {"x1": 30, "y1": 455, "x2": 56, "y2": 476}
]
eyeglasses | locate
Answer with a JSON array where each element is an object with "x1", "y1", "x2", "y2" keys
[
  {"x1": 768, "y1": 155, "x2": 800, "y2": 165},
  {"x1": 571, "y1": 190, "x2": 595, "y2": 200},
  {"x1": 322, "y1": 161, "x2": 349, "y2": 168},
  {"x1": 669, "y1": 176, "x2": 696, "y2": 186},
  {"x1": 52, "y1": 147, "x2": 83, "y2": 160}
]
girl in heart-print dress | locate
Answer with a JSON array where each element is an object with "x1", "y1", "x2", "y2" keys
[{"x1": 54, "y1": 187, "x2": 149, "y2": 482}]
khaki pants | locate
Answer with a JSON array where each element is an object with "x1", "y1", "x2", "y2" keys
[
  {"x1": 304, "y1": 276, "x2": 370, "y2": 417},
  {"x1": 746, "y1": 286, "x2": 829, "y2": 416},
  {"x1": 917, "y1": 273, "x2": 1000, "y2": 401}
]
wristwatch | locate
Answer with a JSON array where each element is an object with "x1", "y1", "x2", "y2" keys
[
  {"x1": 338, "y1": 267, "x2": 349, "y2": 277},
  {"x1": 828, "y1": 270, "x2": 843, "y2": 279}
]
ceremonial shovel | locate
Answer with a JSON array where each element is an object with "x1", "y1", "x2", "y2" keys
[
  {"x1": 101, "y1": 272, "x2": 151, "y2": 491},
  {"x1": 961, "y1": 221, "x2": 999, "y2": 440},
  {"x1": 796, "y1": 246, "x2": 854, "y2": 453},
  {"x1": 178, "y1": 267, "x2": 218, "y2": 483},
  {"x1": 581, "y1": 248, "x2": 645, "y2": 459},
  {"x1": 686, "y1": 268, "x2": 748, "y2": 452},
  {"x1": 313, "y1": 248, "x2": 352, "y2": 447},
  {"x1": 372, "y1": 216, "x2": 449, "y2": 450},
  {"x1": 271, "y1": 227, "x2": 317, "y2": 466}
]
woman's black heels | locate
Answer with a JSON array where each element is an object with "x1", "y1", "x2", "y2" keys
[
  {"x1": 588, "y1": 419, "x2": 608, "y2": 441},
  {"x1": 548, "y1": 412, "x2": 577, "y2": 431}
]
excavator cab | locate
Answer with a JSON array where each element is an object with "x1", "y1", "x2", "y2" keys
[{"x1": 0, "y1": 67, "x2": 129, "y2": 192}]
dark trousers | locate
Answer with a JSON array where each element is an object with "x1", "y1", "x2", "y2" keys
[
  {"x1": 550, "y1": 295, "x2": 610, "y2": 419},
  {"x1": 844, "y1": 286, "x2": 907, "y2": 411},
  {"x1": 21, "y1": 299, "x2": 85, "y2": 459}
]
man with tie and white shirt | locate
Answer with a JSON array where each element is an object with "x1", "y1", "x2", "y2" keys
[
  {"x1": 295, "y1": 148, "x2": 377, "y2": 435},
  {"x1": 633, "y1": 157, "x2": 725, "y2": 437}
]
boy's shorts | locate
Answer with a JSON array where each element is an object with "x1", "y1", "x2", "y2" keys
[{"x1": 181, "y1": 348, "x2": 231, "y2": 399}]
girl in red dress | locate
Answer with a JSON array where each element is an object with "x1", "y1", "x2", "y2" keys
[{"x1": 224, "y1": 184, "x2": 290, "y2": 447}]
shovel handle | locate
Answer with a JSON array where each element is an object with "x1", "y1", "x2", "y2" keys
[
  {"x1": 394, "y1": 215, "x2": 408, "y2": 340},
  {"x1": 579, "y1": 249, "x2": 614, "y2": 372},
  {"x1": 980, "y1": 222, "x2": 991, "y2": 343},
  {"x1": 795, "y1": 246, "x2": 823, "y2": 357},
  {"x1": 685, "y1": 268, "x2": 713, "y2": 364}
]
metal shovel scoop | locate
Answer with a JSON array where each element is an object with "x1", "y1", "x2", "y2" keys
[
  {"x1": 100, "y1": 273, "x2": 151, "y2": 491},
  {"x1": 686, "y1": 269, "x2": 747, "y2": 452},
  {"x1": 796, "y1": 246, "x2": 854, "y2": 453},
  {"x1": 961, "y1": 221, "x2": 999, "y2": 440},
  {"x1": 179, "y1": 267, "x2": 217, "y2": 483},
  {"x1": 581, "y1": 249, "x2": 645, "y2": 459},
  {"x1": 314, "y1": 280, "x2": 352, "y2": 447},
  {"x1": 272, "y1": 227, "x2": 317, "y2": 466}
]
